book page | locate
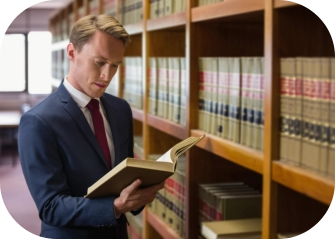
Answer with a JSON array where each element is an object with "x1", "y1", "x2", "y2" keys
[{"x1": 156, "y1": 149, "x2": 173, "y2": 163}]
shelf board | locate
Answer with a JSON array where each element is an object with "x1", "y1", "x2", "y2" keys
[
  {"x1": 124, "y1": 22, "x2": 143, "y2": 35},
  {"x1": 274, "y1": 0, "x2": 298, "y2": 9},
  {"x1": 191, "y1": 129, "x2": 264, "y2": 174},
  {"x1": 272, "y1": 161, "x2": 334, "y2": 205},
  {"x1": 147, "y1": 210, "x2": 182, "y2": 239},
  {"x1": 147, "y1": 114, "x2": 187, "y2": 140},
  {"x1": 147, "y1": 12, "x2": 186, "y2": 31},
  {"x1": 192, "y1": 0, "x2": 264, "y2": 23},
  {"x1": 51, "y1": 39, "x2": 69, "y2": 51},
  {"x1": 131, "y1": 107, "x2": 144, "y2": 122}
]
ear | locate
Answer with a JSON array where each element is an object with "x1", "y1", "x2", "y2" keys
[{"x1": 67, "y1": 43, "x2": 76, "y2": 62}]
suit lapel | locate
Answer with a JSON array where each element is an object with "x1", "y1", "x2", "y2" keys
[
  {"x1": 56, "y1": 82, "x2": 109, "y2": 168},
  {"x1": 101, "y1": 96, "x2": 121, "y2": 167}
]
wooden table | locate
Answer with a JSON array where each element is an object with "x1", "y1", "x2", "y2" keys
[{"x1": 0, "y1": 111, "x2": 22, "y2": 165}]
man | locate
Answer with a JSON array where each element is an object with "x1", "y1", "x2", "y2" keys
[{"x1": 18, "y1": 15, "x2": 164, "y2": 239}]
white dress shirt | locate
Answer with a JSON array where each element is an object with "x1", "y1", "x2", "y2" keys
[{"x1": 63, "y1": 77, "x2": 115, "y2": 167}]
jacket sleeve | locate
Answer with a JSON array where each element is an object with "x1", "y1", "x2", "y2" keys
[{"x1": 18, "y1": 112, "x2": 121, "y2": 228}]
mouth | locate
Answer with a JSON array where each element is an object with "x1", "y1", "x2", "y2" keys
[{"x1": 94, "y1": 83, "x2": 107, "y2": 89}]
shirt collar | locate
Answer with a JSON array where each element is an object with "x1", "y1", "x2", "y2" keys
[{"x1": 63, "y1": 76, "x2": 100, "y2": 108}]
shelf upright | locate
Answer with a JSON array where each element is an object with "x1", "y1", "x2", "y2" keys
[{"x1": 262, "y1": 0, "x2": 280, "y2": 239}]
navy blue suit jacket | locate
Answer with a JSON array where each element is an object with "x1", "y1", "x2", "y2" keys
[{"x1": 18, "y1": 82, "x2": 140, "y2": 239}]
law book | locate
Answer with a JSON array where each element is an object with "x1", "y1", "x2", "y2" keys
[
  {"x1": 328, "y1": 58, "x2": 335, "y2": 178},
  {"x1": 90, "y1": 0, "x2": 99, "y2": 15},
  {"x1": 251, "y1": 57, "x2": 264, "y2": 151},
  {"x1": 148, "y1": 57, "x2": 158, "y2": 115},
  {"x1": 85, "y1": 135, "x2": 205, "y2": 198},
  {"x1": 301, "y1": 58, "x2": 313, "y2": 169},
  {"x1": 280, "y1": 58, "x2": 295, "y2": 163},
  {"x1": 228, "y1": 58, "x2": 241, "y2": 143},
  {"x1": 150, "y1": 0, "x2": 159, "y2": 19},
  {"x1": 201, "y1": 218, "x2": 262, "y2": 239},
  {"x1": 240, "y1": 57, "x2": 254, "y2": 148},
  {"x1": 217, "y1": 58, "x2": 230, "y2": 139},
  {"x1": 318, "y1": 58, "x2": 330, "y2": 174},
  {"x1": 198, "y1": 58, "x2": 208, "y2": 131},
  {"x1": 104, "y1": 0, "x2": 117, "y2": 17},
  {"x1": 180, "y1": 57, "x2": 187, "y2": 126},
  {"x1": 210, "y1": 58, "x2": 219, "y2": 136}
]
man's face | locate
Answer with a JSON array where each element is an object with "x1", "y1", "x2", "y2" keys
[{"x1": 69, "y1": 30, "x2": 125, "y2": 98}]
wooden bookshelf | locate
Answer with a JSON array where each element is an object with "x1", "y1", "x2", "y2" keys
[
  {"x1": 191, "y1": 129, "x2": 263, "y2": 174},
  {"x1": 147, "y1": 210, "x2": 182, "y2": 239},
  {"x1": 147, "y1": 12, "x2": 186, "y2": 31},
  {"x1": 147, "y1": 114, "x2": 187, "y2": 140},
  {"x1": 49, "y1": 1, "x2": 335, "y2": 239},
  {"x1": 124, "y1": 22, "x2": 144, "y2": 35},
  {"x1": 131, "y1": 107, "x2": 144, "y2": 122},
  {"x1": 192, "y1": 0, "x2": 264, "y2": 22},
  {"x1": 272, "y1": 161, "x2": 334, "y2": 205}
]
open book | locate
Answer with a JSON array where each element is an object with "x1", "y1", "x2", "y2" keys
[{"x1": 84, "y1": 134, "x2": 205, "y2": 198}]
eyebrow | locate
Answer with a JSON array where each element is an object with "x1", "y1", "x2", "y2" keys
[{"x1": 97, "y1": 57, "x2": 122, "y2": 64}]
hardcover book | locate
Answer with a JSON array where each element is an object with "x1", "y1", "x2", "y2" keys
[{"x1": 85, "y1": 134, "x2": 205, "y2": 198}]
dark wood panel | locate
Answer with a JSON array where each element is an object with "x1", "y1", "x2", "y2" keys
[
  {"x1": 148, "y1": 30, "x2": 186, "y2": 57},
  {"x1": 147, "y1": 126, "x2": 182, "y2": 155}
]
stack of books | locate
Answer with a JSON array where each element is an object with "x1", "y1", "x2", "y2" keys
[
  {"x1": 119, "y1": 0, "x2": 143, "y2": 25},
  {"x1": 126, "y1": 212, "x2": 143, "y2": 239},
  {"x1": 150, "y1": 0, "x2": 186, "y2": 19},
  {"x1": 198, "y1": 182, "x2": 262, "y2": 223},
  {"x1": 122, "y1": 57, "x2": 143, "y2": 110},
  {"x1": 280, "y1": 57, "x2": 335, "y2": 178},
  {"x1": 198, "y1": 0, "x2": 224, "y2": 7},
  {"x1": 148, "y1": 57, "x2": 187, "y2": 126},
  {"x1": 201, "y1": 218, "x2": 262, "y2": 239},
  {"x1": 103, "y1": 0, "x2": 117, "y2": 18},
  {"x1": 148, "y1": 154, "x2": 186, "y2": 238},
  {"x1": 198, "y1": 57, "x2": 264, "y2": 152}
]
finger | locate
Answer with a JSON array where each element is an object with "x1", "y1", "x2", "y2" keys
[{"x1": 123, "y1": 178, "x2": 142, "y2": 194}]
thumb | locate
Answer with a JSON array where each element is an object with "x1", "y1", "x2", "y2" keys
[{"x1": 124, "y1": 178, "x2": 142, "y2": 194}]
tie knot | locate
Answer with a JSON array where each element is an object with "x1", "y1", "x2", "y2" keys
[{"x1": 87, "y1": 99, "x2": 100, "y2": 110}]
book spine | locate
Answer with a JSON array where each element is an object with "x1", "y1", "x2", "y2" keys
[
  {"x1": 252, "y1": 57, "x2": 264, "y2": 151},
  {"x1": 210, "y1": 58, "x2": 219, "y2": 136},
  {"x1": 204, "y1": 58, "x2": 213, "y2": 134},
  {"x1": 217, "y1": 58, "x2": 229, "y2": 138},
  {"x1": 165, "y1": 0, "x2": 172, "y2": 16},
  {"x1": 168, "y1": 58, "x2": 174, "y2": 122},
  {"x1": 90, "y1": 0, "x2": 99, "y2": 15},
  {"x1": 328, "y1": 58, "x2": 335, "y2": 177},
  {"x1": 228, "y1": 58, "x2": 241, "y2": 143},
  {"x1": 180, "y1": 58, "x2": 187, "y2": 126},
  {"x1": 240, "y1": 58, "x2": 253, "y2": 147},
  {"x1": 172, "y1": 58, "x2": 181, "y2": 123},
  {"x1": 198, "y1": 58, "x2": 206, "y2": 131},
  {"x1": 104, "y1": 0, "x2": 117, "y2": 17},
  {"x1": 280, "y1": 58, "x2": 294, "y2": 162},
  {"x1": 294, "y1": 57, "x2": 303, "y2": 166},
  {"x1": 318, "y1": 58, "x2": 330, "y2": 173},
  {"x1": 148, "y1": 58, "x2": 157, "y2": 115}
]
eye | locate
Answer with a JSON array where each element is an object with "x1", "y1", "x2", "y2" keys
[
  {"x1": 95, "y1": 61, "x2": 105, "y2": 66},
  {"x1": 112, "y1": 64, "x2": 119, "y2": 69}
]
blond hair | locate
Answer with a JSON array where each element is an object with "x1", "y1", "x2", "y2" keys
[{"x1": 69, "y1": 14, "x2": 131, "y2": 52}]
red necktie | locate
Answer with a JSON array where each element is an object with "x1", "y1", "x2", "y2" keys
[{"x1": 87, "y1": 99, "x2": 111, "y2": 168}]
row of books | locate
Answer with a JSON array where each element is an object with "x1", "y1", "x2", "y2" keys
[
  {"x1": 53, "y1": 0, "x2": 117, "y2": 43},
  {"x1": 126, "y1": 212, "x2": 143, "y2": 239},
  {"x1": 121, "y1": 57, "x2": 143, "y2": 110},
  {"x1": 148, "y1": 57, "x2": 187, "y2": 126},
  {"x1": 198, "y1": 57, "x2": 265, "y2": 152},
  {"x1": 148, "y1": 155, "x2": 186, "y2": 238},
  {"x1": 198, "y1": 182, "x2": 262, "y2": 224},
  {"x1": 199, "y1": 0, "x2": 224, "y2": 7},
  {"x1": 150, "y1": 0, "x2": 186, "y2": 19},
  {"x1": 51, "y1": 49, "x2": 69, "y2": 81},
  {"x1": 119, "y1": 0, "x2": 143, "y2": 25},
  {"x1": 280, "y1": 57, "x2": 335, "y2": 178}
]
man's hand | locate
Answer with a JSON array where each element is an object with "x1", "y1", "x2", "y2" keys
[{"x1": 114, "y1": 179, "x2": 165, "y2": 217}]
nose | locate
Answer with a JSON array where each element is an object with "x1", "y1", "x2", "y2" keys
[{"x1": 101, "y1": 65, "x2": 110, "y2": 81}]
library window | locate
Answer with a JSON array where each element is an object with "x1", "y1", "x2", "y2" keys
[
  {"x1": 28, "y1": 31, "x2": 52, "y2": 94},
  {"x1": 0, "y1": 34, "x2": 26, "y2": 92}
]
